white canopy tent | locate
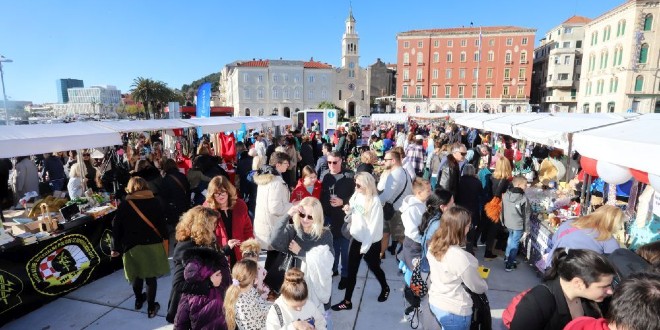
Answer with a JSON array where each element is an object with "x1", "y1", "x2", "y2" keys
[
  {"x1": 0, "y1": 122, "x2": 122, "y2": 158},
  {"x1": 573, "y1": 114, "x2": 660, "y2": 176},
  {"x1": 265, "y1": 115, "x2": 293, "y2": 127},
  {"x1": 482, "y1": 113, "x2": 550, "y2": 136},
  {"x1": 231, "y1": 116, "x2": 273, "y2": 130},
  {"x1": 511, "y1": 113, "x2": 637, "y2": 150},
  {"x1": 180, "y1": 117, "x2": 243, "y2": 134},
  {"x1": 371, "y1": 113, "x2": 409, "y2": 123},
  {"x1": 95, "y1": 119, "x2": 195, "y2": 132},
  {"x1": 454, "y1": 113, "x2": 510, "y2": 129}
]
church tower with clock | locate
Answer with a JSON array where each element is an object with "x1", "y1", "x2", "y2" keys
[{"x1": 334, "y1": 7, "x2": 370, "y2": 118}]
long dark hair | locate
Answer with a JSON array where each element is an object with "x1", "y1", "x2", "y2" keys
[
  {"x1": 418, "y1": 189, "x2": 453, "y2": 234},
  {"x1": 544, "y1": 248, "x2": 616, "y2": 286}
]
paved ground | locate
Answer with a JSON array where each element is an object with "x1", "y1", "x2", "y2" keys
[{"x1": 4, "y1": 246, "x2": 541, "y2": 329}]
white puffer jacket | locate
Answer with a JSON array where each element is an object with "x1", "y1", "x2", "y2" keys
[{"x1": 253, "y1": 172, "x2": 292, "y2": 250}]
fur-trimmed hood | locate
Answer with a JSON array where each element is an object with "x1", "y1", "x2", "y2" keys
[{"x1": 253, "y1": 165, "x2": 283, "y2": 186}]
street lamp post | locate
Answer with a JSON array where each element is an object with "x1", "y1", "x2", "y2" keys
[{"x1": 0, "y1": 55, "x2": 13, "y2": 125}]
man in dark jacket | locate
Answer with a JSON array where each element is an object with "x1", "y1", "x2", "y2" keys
[
  {"x1": 235, "y1": 142, "x2": 253, "y2": 201},
  {"x1": 0, "y1": 158, "x2": 12, "y2": 221},
  {"x1": 455, "y1": 164, "x2": 483, "y2": 255},
  {"x1": 320, "y1": 151, "x2": 355, "y2": 288},
  {"x1": 299, "y1": 137, "x2": 315, "y2": 170},
  {"x1": 159, "y1": 159, "x2": 191, "y2": 232},
  {"x1": 315, "y1": 143, "x2": 332, "y2": 181},
  {"x1": 42, "y1": 153, "x2": 67, "y2": 192},
  {"x1": 437, "y1": 143, "x2": 466, "y2": 196}
]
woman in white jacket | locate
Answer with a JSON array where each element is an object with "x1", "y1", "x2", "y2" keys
[
  {"x1": 266, "y1": 268, "x2": 326, "y2": 330},
  {"x1": 427, "y1": 206, "x2": 488, "y2": 330},
  {"x1": 331, "y1": 172, "x2": 389, "y2": 311}
]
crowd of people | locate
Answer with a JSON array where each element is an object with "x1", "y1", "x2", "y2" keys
[{"x1": 3, "y1": 119, "x2": 660, "y2": 330}]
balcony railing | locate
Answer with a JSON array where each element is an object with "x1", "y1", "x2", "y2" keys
[
  {"x1": 501, "y1": 94, "x2": 529, "y2": 100},
  {"x1": 403, "y1": 62, "x2": 411, "y2": 66},
  {"x1": 505, "y1": 60, "x2": 513, "y2": 65},
  {"x1": 417, "y1": 62, "x2": 425, "y2": 66},
  {"x1": 504, "y1": 77, "x2": 511, "y2": 82},
  {"x1": 545, "y1": 80, "x2": 573, "y2": 88},
  {"x1": 519, "y1": 77, "x2": 527, "y2": 82},
  {"x1": 520, "y1": 60, "x2": 529, "y2": 64},
  {"x1": 401, "y1": 95, "x2": 426, "y2": 101}
]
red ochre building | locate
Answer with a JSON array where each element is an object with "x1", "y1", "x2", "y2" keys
[{"x1": 396, "y1": 26, "x2": 536, "y2": 113}]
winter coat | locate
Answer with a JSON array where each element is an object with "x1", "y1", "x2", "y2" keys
[
  {"x1": 400, "y1": 195, "x2": 426, "y2": 243},
  {"x1": 132, "y1": 166, "x2": 163, "y2": 196},
  {"x1": 253, "y1": 171, "x2": 292, "y2": 250},
  {"x1": 299, "y1": 142, "x2": 315, "y2": 168},
  {"x1": 438, "y1": 155, "x2": 460, "y2": 196},
  {"x1": 236, "y1": 151, "x2": 253, "y2": 198},
  {"x1": 175, "y1": 247, "x2": 231, "y2": 330},
  {"x1": 290, "y1": 179, "x2": 322, "y2": 202},
  {"x1": 348, "y1": 193, "x2": 384, "y2": 254},
  {"x1": 456, "y1": 175, "x2": 483, "y2": 226},
  {"x1": 355, "y1": 162, "x2": 374, "y2": 175},
  {"x1": 320, "y1": 170, "x2": 355, "y2": 239},
  {"x1": 502, "y1": 186, "x2": 530, "y2": 231},
  {"x1": 315, "y1": 155, "x2": 329, "y2": 181},
  {"x1": 161, "y1": 169, "x2": 191, "y2": 226},
  {"x1": 111, "y1": 190, "x2": 168, "y2": 254},
  {"x1": 207, "y1": 199, "x2": 253, "y2": 262},
  {"x1": 12, "y1": 158, "x2": 39, "y2": 200}
]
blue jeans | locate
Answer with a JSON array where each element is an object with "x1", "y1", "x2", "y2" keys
[
  {"x1": 49, "y1": 178, "x2": 66, "y2": 192},
  {"x1": 430, "y1": 176, "x2": 438, "y2": 190},
  {"x1": 332, "y1": 232, "x2": 349, "y2": 278},
  {"x1": 505, "y1": 229, "x2": 524, "y2": 266},
  {"x1": 430, "y1": 304, "x2": 471, "y2": 330}
]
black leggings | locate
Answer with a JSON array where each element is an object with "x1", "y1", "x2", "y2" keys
[
  {"x1": 133, "y1": 277, "x2": 157, "y2": 309},
  {"x1": 344, "y1": 239, "x2": 388, "y2": 302}
]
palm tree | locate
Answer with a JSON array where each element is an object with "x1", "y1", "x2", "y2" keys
[{"x1": 131, "y1": 77, "x2": 183, "y2": 119}]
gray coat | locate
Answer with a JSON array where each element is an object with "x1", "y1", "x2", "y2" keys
[
  {"x1": 13, "y1": 158, "x2": 40, "y2": 200},
  {"x1": 502, "y1": 187, "x2": 531, "y2": 231}
]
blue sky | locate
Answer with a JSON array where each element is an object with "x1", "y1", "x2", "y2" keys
[{"x1": 1, "y1": 0, "x2": 623, "y2": 104}]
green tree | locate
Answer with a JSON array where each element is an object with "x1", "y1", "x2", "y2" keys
[
  {"x1": 130, "y1": 77, "x2": 178, "y2": 119},
  {"x1": 317, "y1": 101, "x2": 347, "y2": 121}
]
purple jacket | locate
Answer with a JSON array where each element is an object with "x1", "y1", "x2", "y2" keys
[{"x1": 174, "y1": 247, "x2": 231, "y2": 330}]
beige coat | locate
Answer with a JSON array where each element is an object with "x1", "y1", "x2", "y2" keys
[{"x1": 253, "y1": 172, "x2": 292, "y2": 250}]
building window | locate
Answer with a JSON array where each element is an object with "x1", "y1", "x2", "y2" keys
[
  {"x1": 639, "y1": 44, "x2": 649, "y2": 64},
  {"x1": 294, "y1": 75, "x2": 300, "y2": 83},
  {"x1": 471, "y1": 85, "x2": 477, "y2": 97},
  {"x1": 433, "y1": 69, "x2": 439, "y2": 79},
  {"x1": 487, "y1": 68, "x2": 493, "y2": 78},
  {"x1": 576, "y1": 40, "x2": 582, "y2": 48},
  {"x1": 503, "y1": 85, "x2": 509, "y2": 96},
  {"x1": 635, "y1": 75, "x2": 644, "y2": 91},
  {"x1": 458, "y1": 86, "x2": 465, "y2": 98},
  {"x1": 403, "y1": 53, "x2": 410, "y2": 64},
  {"x1": 446, "y1": 69, "x2": 452, "y2": 79},
  {"x1": 563, "y1": 41, "x2": 571, "y2": 48},
  {"x1": 417, "y1": 52, "x2": 424, "y2": 64},
  {"x1": 460, "y1": 52, "x2": 466, "y2": 62},
  {"x1": 505, "y1": 51, "x2": 512, "y2": 64},
  {"x1": 404, "y1": 41, "x2": 409, "y2": 48},
  {"x1": 272, "y1": 87, "x2": 279, "y2": 99},
  {"x1": 506, "y1": 38, "x2": 513, "y2": 46},
  {"x1": 617, "y1": 20, "x2": 626, "y2": 36},
  {"x1": 609, "y1": 78, "x2": 614, "y2": 93},
  {"x1": 520, "y1": 51, "x2": 527, "y2": 63},
  {"x1": 431, "y1": 85, "x2": 438, "y2": 97},
  {"x1": 434, "y1": 40, "x2": 439, "y2": 47},
  {"x1": 517, "y1": 85, "x2": 525, "y2": 96},
  {"x1": 485, "y1": 85, "x2": 492, "y2": 98},
  {"x1": 283, "y1": 88, "x2": 290, "y2": 99},
  {"x1": 461, "y1": 39, "x2": 467, "y2": 47},
  {"x1": 402, "y1": 86, "x2": 408, "y2": 97},
  {"x1": 558, "y1": 73, "x2": 569, "y2": 80},
  {"x1": 308, "y1": 75, "x2": 315, "y2": 83},
  {"x1": 446, "y1": 52, "x2": 453, "y2": 62},
  {"x1": 459, "y1": 68, "x2": 466, "y2": 79},
  {"x1": 522, "y1": 37, "x2": 528, "y2": 45},
  {"x1": 607, "y1": 102, "x2": 615, "y2": 113},
  {"x1": 563, "y1": 55, "x2": 570, "y2": 65},
  {"x1": 244, "y1": 88, "x2": 250, "y2": 99},
  {"x1": 587, "y1": 82, "x2": 592, "y2": 95},
  {"x1": 519, "y1": 68, "x2": 526, "y2": 79},
  {"x1": 644, "y1": 14, "x2": 653, "y2": 31},
  {"x1": 613, "y1": 77, "x2": 618, "y2": 92},
  {"x1": 243, "y1": 73, "x2": 249, "y2": 83},
  {"x1": 474, "y1": 51, "x2": 480, "y2": 62},
  {"x1": 415, "y1": 41, "x2": 422, "y2": 48},
  {"x1": 595, "y1": 102, "x2": 602, "y2": 113},
  {"x1": 445, "y1": 85, "x2": 451, "y2": 97},
  {"x1": 416, "y1": 86, "x2": 422, "y2": 96},
  {"x1": 583, "y1": 103, "x2": 590, "y2": 113},
  {"x1": 603, "y1": 26, "x2": 611, "y2": 41},
  {"x1": 308, "y1": 90, "x2": 314, "y2": 100},
  {"x1": 273, "y1": 75, "x2": 279, "y2": 83},
  {"x1": 473, "y1": 68, "x2": 479, "y2": 79},
  {"x1": 258, "y1": 88, "x2": 264, "y2": 99},
  {"x1": 489, "y1": 39, "x2": 495, "y2": 46},
  {"x1": 488, "y1": 51, "x2": 494, "y2": 62},
  {"x1": 294, "y1": 88, "x2": 301, "y2": 99},
  {"x1": 564, "y1": 27, "x2": 573, "y2": 34},
  {"x1": 258, "y1": 75, "x2": 263, "y2": 83},
  {"x1": 447, "y1": 40, "x2": 453, "y2": 47},
  {"x1": 433, "y1": 52, "x2": 440, "y2": 63},
  {"x1": 403, "y1": 69, "x2": 410, "y2": 81},
  {"x1": 417, "y1": 70, "x2": 423, "y2": 80}
]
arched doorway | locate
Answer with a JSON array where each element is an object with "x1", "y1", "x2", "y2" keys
[
  {"x1": 482, "y1": 104, "x2": 492, "y2": 113},
  {"x1": 348, "y1": 102, "x2": 356, "y2": 118},
  {"x1": 245, "y1": 108, "x2": 251, "y2": 116},
  {"x1": 283, "y1": 107, "x2": 291, "y2": 117},
  {"x1": 272, "y1": 108, "x2": 279, "y2": 115},
  {"x1": 469, "y1": 103, "x2": 476, "y2": 112},
  {"x1": 456, "y1": 103, "x2": 462, "y2": 112}
]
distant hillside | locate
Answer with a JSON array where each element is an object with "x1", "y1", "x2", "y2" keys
[{"x1": 181, "y1": 72, "x2": 221, "y2": 95}]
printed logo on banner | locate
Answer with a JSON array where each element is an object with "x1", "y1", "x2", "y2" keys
[
  {"x1": 99, "y1": 229, "x2": 113, "y2": 257},
  {"x1": 0, "y1": 269, "x2": 24, "y2": 315},
  {"x1": 26, "y1": 234, "x2": 99, "y2": 296}
]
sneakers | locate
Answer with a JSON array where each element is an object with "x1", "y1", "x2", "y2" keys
[
  {"x1": 331, "y1": 300, "x2": 353, "y2": 311},
  {"x1": 378, "y1": 286, "x2": 390, "y2": 302},
  {"x1": 484, "y1": 251, "x2": 497, "y2": 260},
  {"x1": 505, "y1": 264, "x2": 515, "y2": 272},
  {"x1": 332, "y1": 270, "x2": 339, "y2": 277},
  {"x1": 338, "y1": 277, "x2": 347, "y2": 290}
]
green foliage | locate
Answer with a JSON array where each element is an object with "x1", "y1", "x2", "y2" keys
[
  {"x1": 317, "y1": 101, "x2": 338, "y2": 109},
  {"x1": 181, "y1": 72, "x2": 222, "y2": 100},
  {"x1": 130, "y1": 77, "x2": 180, "y2": 119}
]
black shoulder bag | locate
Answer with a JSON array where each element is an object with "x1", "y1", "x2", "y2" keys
[{"x1": 383, "y1": 175, "x2": 408, "y2": 221}]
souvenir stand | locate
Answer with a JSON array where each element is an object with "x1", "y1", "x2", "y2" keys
[{"x1": 0, "y1": 122, "x2": 124, "y2": 325}]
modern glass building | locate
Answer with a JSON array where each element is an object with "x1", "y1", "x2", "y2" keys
[{"x1": 56, "y1": 78, "x2": 84, "y2": 103}]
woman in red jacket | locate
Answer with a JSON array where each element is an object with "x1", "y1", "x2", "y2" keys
[
  {"x1": 204, "y1": 175, "x2": 253, "y2": 266},
  {"x1": 290, "y1": 165, "x2": 322, "y2": 203}
]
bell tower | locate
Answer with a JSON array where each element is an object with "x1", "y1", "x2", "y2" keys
[{"x1": 341, "y1": 6, "x2": 359, "y2": 71}]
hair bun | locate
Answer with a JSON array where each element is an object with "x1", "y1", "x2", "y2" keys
[{"x1": 284, "y1": 268, "x2": 305, "y2": 283}]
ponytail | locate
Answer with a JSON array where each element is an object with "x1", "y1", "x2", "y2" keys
[
  {"x1": 543, "y1": 248, "x2": 615, "y2": 286},
  {"x1": 223, "y1": 259, "x2": 258, "y2": 330},
  {"x1": 419, "y1": 190, "x2": 453, "y2": 233}
]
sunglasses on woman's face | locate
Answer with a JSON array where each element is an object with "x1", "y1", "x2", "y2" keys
[
  {"x1": 298, "y1": 212, "x2": 314, "y2": 220},
  {"x1": 242, "y1": 251, "x2": 258, "y2": 258}
]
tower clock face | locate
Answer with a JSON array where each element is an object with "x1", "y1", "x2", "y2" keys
[{"x1": 348, "y1": 83, "x2": 356, "y2": 91}]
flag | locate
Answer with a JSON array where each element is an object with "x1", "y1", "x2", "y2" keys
[{"x1": 196, "y1": 82, "x2": 212, "y2": 138}]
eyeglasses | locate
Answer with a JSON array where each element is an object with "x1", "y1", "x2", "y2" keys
[
  {"x1": 355, "y1": 183, "x2": 362, "y2": 189},
  {"x1": 213, "y1": 191, "x2": 228, "y2": 196},
  {"x1": 298, "y1": 212, "x2": 314, "y2": 220},
  {"x1": 242, "y1": 251, "x2": 258, "y2": 258},
  {"x1": 328, "y1": 161, "x2": 339, "y2": 165},
  {"x1": 460, "y1": 152, "x2": 468, "y2": 156}
]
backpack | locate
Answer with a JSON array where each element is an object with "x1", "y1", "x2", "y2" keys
[
  {"x1": 502, "y1": 284, "x2": 550, "y2": 329},
  {"x1": 420, "y1": 214, "x2": 440, "y2": 273}
]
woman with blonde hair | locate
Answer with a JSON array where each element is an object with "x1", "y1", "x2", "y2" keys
[
  {"x1": 267, "y1": 268, "x2": 326, "y2": 330},
  {"x1": 545, "y1": 205, "x2": 623, "y2": 266},
  {"x1": 224, "y1": 259, "x2": 271, "y2": 330},
  {"x1": 427, "y1": 206, "x2": 488, "y2": 330},
  {"x1": 356, "y1": 150, "x2": 377, "y2": 175},
  {"x1": 111, "y1": 177, "x2": 170, "y2": 319},
  {"x1": 270, "y1": 197, "x2": 334, "y2": 311},
  {"x1": 332, "y1": 172, "x2": 389, "y2": 311},
  {"x1": 204, "y1": 175, "x2": 253, "y2": 267},
  {"x1": 166, "y1": 206, "x2": 219, "y2": 323},
  {"x1": 483, "y1": 156, "x2": 513, "y2": 260}
]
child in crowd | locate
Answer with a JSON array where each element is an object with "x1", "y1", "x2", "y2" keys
[
  {"x1": 224, "y1": 259, "x2": 272, "y2": 330},
  {"x1": 290, "y1": 165, "x2": 322, "y2": 202},
  {"x1": 399, "y1": 178, "x2": 433, "y2": 282},
  {"x1": 174, "y1": 247, "x2": 231, "y2": 329},
  {"x1": 266, "y1": 268, "x2": 326, "y2": 330},
  {"x1": 502, "y1": 176, "x2": 531, "y2": 272},
  {"x1": 239, "y1": 239, "x2": 271, "y2": 300}
]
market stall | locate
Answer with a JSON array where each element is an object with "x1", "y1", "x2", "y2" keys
[
  {"x1": 371, "y1": 113, "x2": 408, "y2": 123},
  {"x1": 482, "y1": 113, "x2": 549, "y2": 137}
]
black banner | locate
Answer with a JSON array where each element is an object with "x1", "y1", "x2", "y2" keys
[{"x1": 0, "y1": 213, "x2": 122, "y2": 325}]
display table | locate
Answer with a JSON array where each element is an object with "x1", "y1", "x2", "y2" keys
[
  {"x1": 0, "y1": 210, "x2": 122, "y2": 325},
  {"x1": 523, "y1": 213, "x2": 556, "y2": 273}
]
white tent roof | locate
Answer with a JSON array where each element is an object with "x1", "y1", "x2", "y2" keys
[
  {"x1": 511, "y1": 113, "x2": 636, "y2": 150},
  {"x1": 371, "y1": 113, "x2": 408, "y2": 123},
  {"x1": 482, "y1": 113, "x2": 550, "y2": 136},
  {"x1": 264, "y1": 115, "x2": 293, "y2": 127},
  {"x1": 180, "y1": 117, "x2": 243, "y2": 134},
  {"x1": 231, "y1": 116, "x2": 273, "y2": 130},
  {"x1": 454, "y1": 113, "x2": 510, "y2": 129},
  {"x1": 95, "y1": 119, "x2": 194, "y2": 132},
  {"x1": 573, "y1": 114, "x2": 660, "y2": 175},
  {"x1": 0, "y1": 122, "x2": 122, "y2": 158}
]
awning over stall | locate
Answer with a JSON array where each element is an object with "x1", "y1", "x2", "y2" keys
[
  {"x1": 231, "y1": 116, "x2": 273, "y2": 130},
  {"x1": 95, "y1": 119, "x2": 195, "y2": 132},
  {"x1": 482, "y1": 113, "x2": 549, "y2": 136},
  {"x1": 265, "y1": 115, "x2": 293, "y2": 127},
  {"x1": 180, "y1": 117, "x2": 243, "y2": 134}
]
